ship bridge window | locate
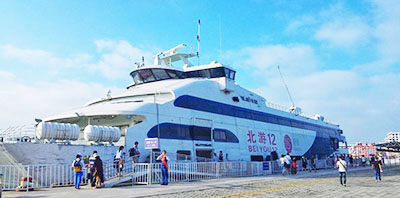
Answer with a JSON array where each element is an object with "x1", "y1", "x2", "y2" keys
[
  {"x1": 130, "y1": 68, "x2": 185, "y2": 86},
  {"x1": 210, "y1": 67, "x2": 225, "y2": 78},
  {"x1": 139, "y1": 69, "x2": 156, "y2": 82},
  {"x1": 152, "y1": 69, "x2": 170, "y2": 80},
  {"x1": 224, "y1": 68, "x2": 236, "y2": 80},
  {"x1": 198, "y1": 69, "x2": 211, "y2": 78},
  {"x1": 185, "y1": 67, "x2": 235, "y2": 80}
]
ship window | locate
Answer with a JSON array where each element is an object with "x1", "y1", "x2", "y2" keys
[
  {"x1": 138, "y1": 69, "x2": 156, "y2": 82},
  {"x1": 186, "y1": 70, "x2": 200, "y2": 78},
  {"x1": 213, "y1": 129, "x2": 239, "y2": 143},
  {"x1": 198, "y1": 69, "x2": 211, "y2": 78},
  {"x1": 214, "y1": 130, "x2": 226, "y2": 141},
  {"x1": 232, "y1": 96, "x2": 240, "y2": 102},
  {"x1": 230, "y1": 70, "x2": 236, "y2": 80},
  {"x1": 152, "y1": 69, "x2": 170, "y2": 80},
  {"x1": 131, "y1": 71, "x2": 144, "y2": 85},
  {"x1": 210, "y1": 67, "x2": 225, "y2": 78},
  {"x1": 177, "y1": 150, "x2": 191, "y2": 160},
  {"x1": 224, "y1": 68, "x2": 230, "y2": 78},
  {"x1": 224, "y1": 68, "x2": 236, "y2": 80},
  {"x1": 191, "y1": 126, "x2": 211, "y2": 141}
]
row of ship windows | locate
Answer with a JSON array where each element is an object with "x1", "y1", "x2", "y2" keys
[
  {"x1": 147, "y1": 123, "x2": 239, "y2": 143},
  {"x1": 129, "y1": 67, "x2": 236, "y2": 86}
]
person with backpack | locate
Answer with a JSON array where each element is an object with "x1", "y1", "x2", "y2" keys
[
  {"x1": 71, "y1": 153, "x2": 84, "y2": 189},
  {"x1": 129, "y1": 141, "x2": 140, "y2": 171},
  {"x1": 336, "y1": 156, "x2": 347, "y2": 187},
  {"x1": 156, "y1": 150, "x2": 169, "y2": 185}
]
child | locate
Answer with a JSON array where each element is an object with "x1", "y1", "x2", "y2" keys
[{"x1": 291, "y1": 157, "x2": 297, "y2": 175}]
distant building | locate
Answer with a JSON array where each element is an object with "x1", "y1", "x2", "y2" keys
[
  {"x1": 384, "y1": 132, "x2": 400, "y2": 143},
  {"x1": 348, "y1": 142, "x2": 377, "y2": 157}
]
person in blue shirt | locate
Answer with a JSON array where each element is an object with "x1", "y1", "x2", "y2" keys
[{"x1": 71, "y1": 153, "x2": 84, "y2": 189}]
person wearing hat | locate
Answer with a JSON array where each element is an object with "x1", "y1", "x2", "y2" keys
[
  {"x1": 72, "y1": 153, "x2": 85, "y2": 189},
  {"x1": 88, "y1": 151, "x2": 98, "y2": 188}
]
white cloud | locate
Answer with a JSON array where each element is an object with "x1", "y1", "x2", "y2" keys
[
  {"x1": 91, "y1": 40, "x2": 154, "y2": 79},
  {"x1": 0, "y1": 70, "x2": 15, "y2": 80},
  {"x1": 0, "y1": 40, "x2": 154, "y2": 80},
  {"x1": 228, "y1": 44, "x2": 318, "y2": 77},
  {"x1": 0, "y1": 45, "x2": 92, "y2": 69},
  {"x1": 372, "y1": 0, "x2": 400, "y2": 63},
  {"x1": 0, "y1": 74, "x2": 122, "y2": 128},
  {"x1": 314, "y1": 19, "x2": 371, "y2": 48}
]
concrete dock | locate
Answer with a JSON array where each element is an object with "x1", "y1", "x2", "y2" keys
[{"x1": 3, "y1": 166, "x2": 400, "y2": 198}]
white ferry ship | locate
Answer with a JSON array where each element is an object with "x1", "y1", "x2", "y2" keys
[{"x1": 0, "y1": 44, "x2": 346, "y2": 164}]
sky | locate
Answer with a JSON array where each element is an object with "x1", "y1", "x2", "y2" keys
[{"x1": 0, "y1": 0, "x2": 399, "y2": 144}]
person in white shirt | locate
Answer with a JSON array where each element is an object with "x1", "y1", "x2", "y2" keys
[
  {"x1": 279, "y1": 155, "x2": 287, "y2": 176},
  {"x1": 336, "y1": 156, "x2": 348, "y2": 187},
  {"x1": 284, "y1": 153, "x2": 292, "y2": 175}
]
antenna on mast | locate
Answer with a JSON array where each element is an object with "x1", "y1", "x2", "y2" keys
[
  {"x1": 277, "y1": 65, "x2": 301, "y2": 114},
  {"x1": 197, "y1": 19, "x2": 201, "y2": 66}
]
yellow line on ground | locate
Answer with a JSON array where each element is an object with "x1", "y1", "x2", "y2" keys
[{"x1": 214, "y1": 178, "x2": 336, "y2": 198}]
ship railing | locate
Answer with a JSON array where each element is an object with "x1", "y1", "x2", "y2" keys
[
  {"x1": 0, "y1": 161, "x2": 273, "y2": 190},
  {"x1": 265, "y1": 102, "x2": 339, "y2": 126},
  {"x1": 0, "y1": 123, "x2": 36, "y2": 143}
]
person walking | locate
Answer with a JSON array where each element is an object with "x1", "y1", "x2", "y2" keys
[
  {"x1": 301, "y1": 156, "x2": 308, "y2": 171},
  {"x1": 94, "y1": 154, "x2": 104, "y2": 188},
  {"x1": 336, "y1": 156, "x2": 347, "y2": 187},
  {"x1": 157, "y1": 150, "x2": 169, "y2": 185},
  {"x1": 371, "y1": 156, "x2": 383, "y2": 182},
  {"x1": 129, "y1": 141, "x2": 140, "y2": 171},
  {"x1": 279, "y1": 155, "x2": 287, "y2": 176},
  {"x1": 72, "y1": 153, "x2": 84, "y2": 189},
  {"x1": 115, "y1": 146, "x2": 125, "y2": 177}
]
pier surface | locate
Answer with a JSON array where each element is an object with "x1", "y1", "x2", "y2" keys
[{"x1": 3, "y1": 166, "x2": 400, "y2": 198}]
